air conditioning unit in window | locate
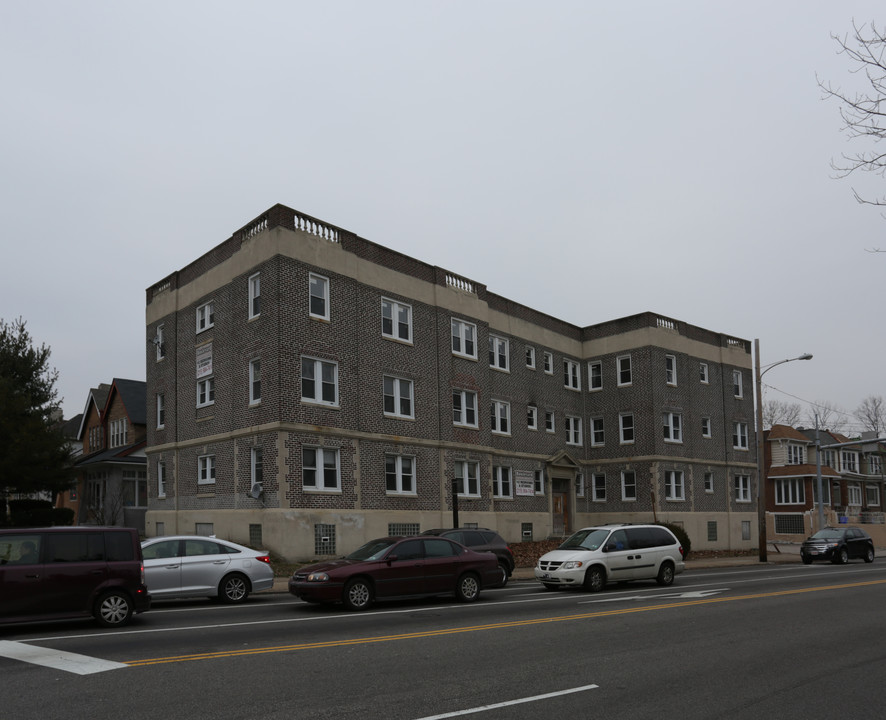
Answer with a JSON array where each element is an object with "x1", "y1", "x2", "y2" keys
[{"x1": 249, "y1": 483, "x2": 263, "y2": 499}]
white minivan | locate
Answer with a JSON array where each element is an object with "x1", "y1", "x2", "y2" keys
[{"x1": 535, "y1": 524, "x2": 685, "y2": 592}]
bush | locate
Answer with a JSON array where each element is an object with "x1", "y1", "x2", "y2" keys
[
  {"x1": 8, "y1": 498, "x2": 54, "y2": 527},
  {"x1": 658, "y1": 522, "x2": 691, "y2": 560},
  {"x1": 51, "y1": 507, "x2": 75, "y2": 526}
]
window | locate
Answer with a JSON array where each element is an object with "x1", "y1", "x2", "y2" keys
[
  {"x1": 619, "y1": 413, "x2": 634, "y2": 444},
  {"x1": 575, "y1": 473, "x2": 585, "y2": 497},
  {"x1": 534, "y1": 470, "x2": 544, "y2": 494},
  {"x1": 617, "y1": 355, "x2": 632, "y2": 386},
  {"x1": 545, "y1": 411, "x2": 555, "y2": 433},
  {"x1": 707, "y1": 521, "x2": 718, "y2": 542},
  {"x1": 543, "y1": 351, "x2": 553, "y2": 374},
  {"x1": 453, "y1": 389, "x2": 478, "y2": 427},
  {"x1": 564, "y1": 359, "x2": 580, "y2": 390},
  {"x1": 109, "y1": 418, "x2": 128, "y2": 447},
  {"x1": 786, "y1": 444, "x2": 805, "y2": 465},
  {"x1": 704, "y1": 472, "x2": 714, "y2": 493},
  {"x1": 701, "y1": 417, "x2": 711, "y2": 438},
  {"x1": 842, "y1": 451, "x2": 859, "y2": 473},
  {"x1": 662, "y1": 412, "x2": 682, "y2": 443},
  {"x1": 314, "y1": 524, "x2": 336, "y2": 555},
  {"x1": 565, "y1": 415, "x2": 582, "y2": 446},
  {"x1": 248, "y1": 272, "x2": 261, "y2": 319},
  {"x1": 774, "y1": 514, "x2": 804, "y2": 534},
  {"x1": 249, "y1": 359, "x2": 261, "y2": 405},
  {"x1": 732, "y1": 422, "x2": 749, "y2": 450},
  {"x1": 492, "y1": 466, "x2": 512, "y2": 498},
  {"x1": 847, "y1": 482, "x2": 862, "y2": 505},
  {"x1": 775, "y1": 478, "x2": 804, "y2": 504},
  {"x1": 301, "y1": 357, "x2": 338, "y2": 406},
  {"x1": 527, "y1": 404, "x2": 538, "y2": 430},
  {"x1": 122, "y1": 470, "x2": 147, "y2": 507},
  {"x1": 454, "y1": 460, "x2": 480, "y2": 497},
  {"x1": 590, "y1": 416, "x2": 605, "y2": 447},
  {"x1": 664, "y1": 470, "x2": 684, "y2": 501},
  {"x1": 490, "y1": 400, "x2": 511, "y2": 435},
  {"x1": 156, "y1": 394, "x2": 165, "y2": 429},
  {"x1": 451, "y1": 318, "x2": 477, "y2": 359},
  {"x1": 381, "y1": 298, "x2": 412, "y2": 343},
  {"x1": 196, "y1": 302, "x2": 214, "y2": 333},
  {"x1": 665, "y1": 355, "x2": 676, "y2": 386},
  {"x1": 588, "y1": 360, "x2": 602, "y2": 390},
  {"x1": 621, "y1": 470, "x2": 637, "y2": 501},
  {"x1": 251, "y1": 447, "x2": 263, "y2": 489},
  {"x1": 489, "y1": 335, "x2": 509, "y2": 371},
  {"x1": 309, "y1": 273, "x2": 329, "y2": 320},
  {"x1": 198, "y1": 455, "x2": 215, "y2": 485},
  {"x1": 157, "y1": 461, "x2": 166, "y2": 497},
  {"x1": 384, "y1": 376, "x2": 414, "y2": 419},
  {"x1": 197, "y1": 378, "x2": 215, "y2": 408},
  {"x1": 385, "y1": 454, "x2": 415, "y2": 494},
  {"x1": 869, "y1": 455, "x2": 883, "y2": 475},
  {"x1": 303, "y1": 447, "x2": 340, "y2": 491},
  {"x1": 733, "y1": 369, "x2": 743, "y2": 398},
  {"x1": 866, "y1": 483, "x2": 880, "y2": 506},
  {"x1": 812, "y1": 479, "x2": 831, "y2": 504},
  {"x1": 734, "y1": 474, "x2": 751, "y2": 502},
  {"x1": 525, "y1": 347, "x2": 536, "y2": 369},
  {"x1": 699, "y1": 362, "x2": 708, "y2": 384},
  {"x1": 592, "y1": 473, "x2": 606, "y2": 502},
  {"x1": 155, "y1": 324, "x2": 166, "y2": 361}
]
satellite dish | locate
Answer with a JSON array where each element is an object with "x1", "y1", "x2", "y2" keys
[{"x1": 249, "y1": 483, "x2": 263, "y2": 499}]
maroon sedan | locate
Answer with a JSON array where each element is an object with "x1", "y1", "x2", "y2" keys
[{"x1": 289, "y1": 536, "x2": 501, "y2": 610}]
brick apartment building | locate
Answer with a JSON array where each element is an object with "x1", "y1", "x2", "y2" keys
[{"x1": 145, "y1": 204, "x2": 757, "y2": 560}]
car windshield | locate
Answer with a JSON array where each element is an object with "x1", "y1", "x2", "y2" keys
[
  {"x1": 346, "y1": 539, "x2": 398, "y2": 561},
  {"x1": 558, "y1": 529, "x2": 610, "y2": 551},
  {"x1": 809, "y1": 529, "x2": 845, "y2": 540}
]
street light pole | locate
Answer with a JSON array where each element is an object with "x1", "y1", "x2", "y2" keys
[{"x1": 754, "y1": 340, "x2": 813, "y2": 562}]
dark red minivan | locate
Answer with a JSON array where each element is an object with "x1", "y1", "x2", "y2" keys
[{"x1": 0, "y1": 526, "x2": 151, "y2": 627}]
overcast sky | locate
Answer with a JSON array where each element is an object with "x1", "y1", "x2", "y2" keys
[{"x1": 2, "y1": 1, "x2": 884, "y2": 431}]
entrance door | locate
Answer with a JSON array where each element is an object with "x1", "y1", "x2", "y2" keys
[{"x1": 553, "y1": 491, "x2": 569, "y2": 536}]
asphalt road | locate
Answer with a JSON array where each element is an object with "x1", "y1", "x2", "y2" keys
[{"x1": 2, "y1": 560, "x2": 885, "y2": 720}]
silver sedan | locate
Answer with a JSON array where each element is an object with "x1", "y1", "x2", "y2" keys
[{"x1": 141, "y1": 535, "x2": 275, "y2": 603}]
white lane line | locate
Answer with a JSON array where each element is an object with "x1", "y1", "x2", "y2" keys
[
  {"x1": 0, "y1": 640, "x2": 127, "y2": 675},
  {"x1": 412, "y1": 684, "x2": 599, "y2": 719}
]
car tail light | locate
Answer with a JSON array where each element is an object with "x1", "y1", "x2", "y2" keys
[
  {"x1": 140, "y1": 562, "x2": 146, "y2": 584},
  {"x1": 256, "y1": 555, "x2": 271, "y2": 565},
  {"x1": 679, "y1": 546, "x2": 685, "y2": 558}
]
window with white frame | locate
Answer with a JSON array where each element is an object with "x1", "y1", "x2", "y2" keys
[
  {"x1": 451, "y1": 318, "x2": 477, "y2": 359},
  {"x1": 381, "y1": 298, "x2": 412, "y2": 343},
  {"x1": 157, "y1": 460, "x2": 166, "y2": 497},
  {"x1": 842, "y1": 451, "x2": 859, "y2": 473},
  {"x1": 775, "y1": 478, "x2": 804, "y2": 504},
  {"x1": 156, "y1": 394, "x2": 165, "y2": 429},
  {"x1": 847, "y1": 481, "x2": 862, "y2": 505},
  {"x1": 493, "y1": 466, "x2": 512, "y2": 498},
  {"x1": 122, "y1": 469, "x2": 147, "y2": 508},
  {"x1": 196, "y1": 301, "x2": 214, "y2": 333},
  {"x1": 543, "y1": 351, "x2": 553, "y2": 374},
  {"x1": 664, "y1": 470, "x2": 684, "y2": 500},
  {"x1": 786, "y1": 444, "x2": 805, "y2": 465},
  {"x1": 490, "y1": 400, "x2": 511, "y2": 435},
  {"x1": 869, "y1": 455, "x2": 883, "y2": 475},
  {"x1": 198, "y1": 455, "x2": 215, "y2": 485},
  {"x1": 197, "y1": 377, "x2": 215, "y2": 408},
  {"x1": 453, "y1": 389, "x2": 478, "y2": 427},
  {"x1": 489, "y1": 335, "x2": 509, "y2": 371},
  {"x1": 701, "y1": 417, "x2": 711, "y2": 438},
  {"x1": 385, "y1": 454, "x2": 415, "y2": 494},
  {"x1": 588, "y1": 360, "x2": 602, "y2": 391},
  {"x1": 534, "y1": 470, "x2": 544, "y2": 494},
  {"x1": 699, "y1": 362, "x2": 708, "y2": 383},
  {"x1": 303, "y1": 447, "x2": 340, "y2": 491},
  {"x1": 545, "y1": 411, "x2": 555, "y2": 433},
  {"x1": 155, "y1": 324, "x2": 166, "y2": 361},
  {"x1": 620, "y1": 413, "x2": 635, "y2": 444},
  {"x1": 617, "y1": 355, "x2": 632, "y2": 386},
  {"x1": 662, "y1": 412, "x2": 682, "y2": 443},
  {"x1": 525, "y1": 346, "x2": 536, "y2": 369},
  {"x1": 109, "y1": 418, "x2": 128, "y2": 447},
  {"x1": 564, "y1": 359, "x2": 580, "y2": 390},
  {"x1": 592, "y1": 473, "x2": 606, "y2": 501},
  {"x1": 733, "y1": 422, "x2": 749, "y2": 450},
  {"x1": 249, "y1": 359, "x2": 261, "y2": 405},
  {"x1": 590, "y1": 416, "x2": 605, "y2": 447},
  {"x1": 575, "y1": 473, "x2": 585, "y2": 497},
  {"x1": 734, "y1": 474, "x2": 751, "y2": 502},
  {"x1": 733, "y1": 369, "x2": 743, "y2": 398},
  {"x1": 665, "y1": 355, "x2": 677, "y2": 386},
  {"x1": 301, "y1": 357, "x2": 338, "y2": 406},
  {"x1": 866, "y1": 483, "x2": 880, "y2": 506},
  {"x1": 309, "y1": 273, "x2": 329, "y2": 320},
  {"x1": 527, "y1": 404, "x2": 538, "y2": 430},
  {"x1": 704, "y1": 472, "x2": 714, "y2": 493},
  {"x1": 251, "y1": 447, "x2": 263, "y2": 489},
  {"x1": 565, "y1": 415, "x2": 582, "y2": 446},
  {"x1": 248, "y1": 272, "x2": 261, "y2": 319},
  {"x1": 383, "y1": 376, "x2": 414, "y2": 419},
  {"x1": 621, "y1": 470, "x2": 637, "y2": 501},
  {"x1": 454, "y1": 460, "x2": 480, "y2": 497},
  {"x1": 822, "y1": 449, "x2": 836, "y2": 468}
]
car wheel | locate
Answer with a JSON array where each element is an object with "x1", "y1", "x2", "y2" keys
[
  {"x1": 94, "y1": 591, "x2": 133, "y2": 628},
  {"x1": 656, "y1": 561, "x2": 675, "y2": 586},
  {"x1": 456, "y1": 573, "x2": 481, "y2": 602},
  {"x1": 583, "y1": 566, "x2": 605, "y2": 593},
  {"x1": 834, "y1": 548, "x2": 849, "y2": 565},
  {"x1": 343, "y1": 578, "x2": 373, "y2": 611},
  {"x1": 801, "y1": 554, "x2": 813, "y2": 565},
  {"x1": 219, "y1": 573, "x2": 250, "y2": 604},
  {"x1": 495, "y1": 562, "x2": 509, "y2": 588},
  {"x1": 864, "y1": 546, "x2": 875, "y2": 563}
]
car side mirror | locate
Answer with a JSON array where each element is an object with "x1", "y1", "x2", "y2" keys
[
  {"x1": 386, "y1": 554, "x2": 398, "y2": 564},
  {"x1": 603, "y1": 543, "x2": 615, "y2": 552}
]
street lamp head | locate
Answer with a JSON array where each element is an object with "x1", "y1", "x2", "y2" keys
[{"x1": 798, "y1": 353, "x2": 813, "y2": 361}]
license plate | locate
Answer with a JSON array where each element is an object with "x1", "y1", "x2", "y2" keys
[
  {"x1": 542, "y1": 573, "x2": 550, "y2": 579},
  {"x1": 810, "y1": 550, "x2": 819, "y2": 555}
]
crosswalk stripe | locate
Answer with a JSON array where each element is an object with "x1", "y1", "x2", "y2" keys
[{"x1": 0, "y1": 641, "x2": 127, "y2": 675}]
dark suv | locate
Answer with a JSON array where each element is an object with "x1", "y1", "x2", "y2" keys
[
  {"x1": 421, "y1": 528, "x2": 514, "y2": 586},
  {"x1": 800, "y1": 527, "x2": 875, "y2": 565}
]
